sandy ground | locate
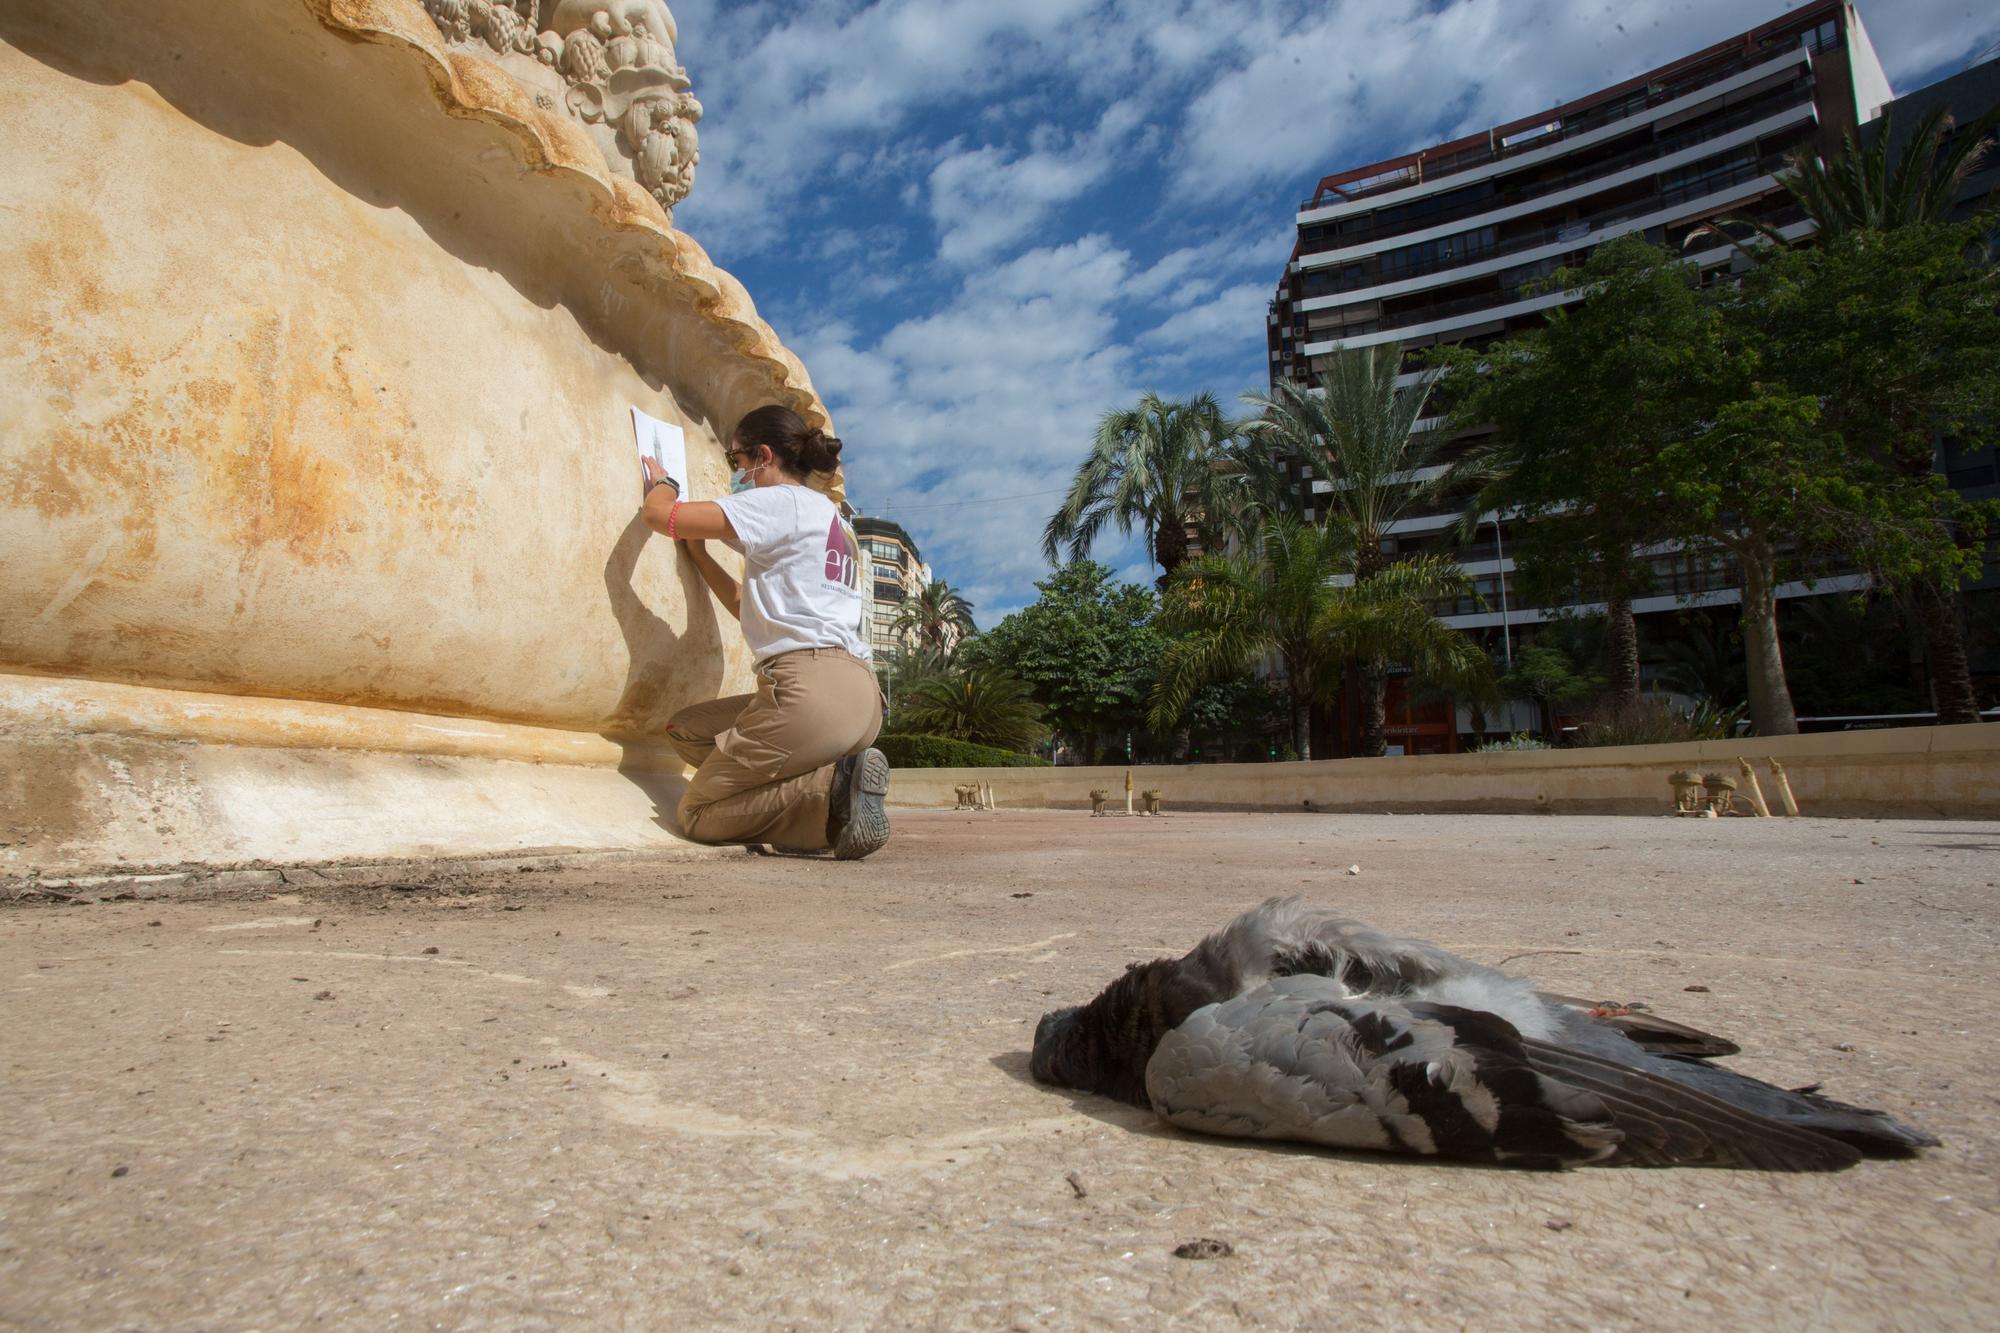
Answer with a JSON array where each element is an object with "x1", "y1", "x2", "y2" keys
[{"x1": 2, "y1": 810, "x2": 1997, "y2": 1330}]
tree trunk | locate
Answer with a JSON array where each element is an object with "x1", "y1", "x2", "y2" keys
[
  {"x1": 1290, "y1": 692, "x2": 1311, "y2": 762},
  {"x1": 1605, "y1": 585, "x2": 1640, "y2": 708},
  {"x1": 1353, "y1": 539, "x2": 1390, "y2": 756},
  {"x1": 1908, "y1": 579, "x2": 1981, "y2": 726},
  {"x1": 1153, "y1": 516, "x2": 1189, "y2": 588},
  {"x1": 1734, "y1": 539, "x2": 1799, "y2": 737},
  {"x1": 1359, "y1": 659, "x2": 1388, "y2": 757}
]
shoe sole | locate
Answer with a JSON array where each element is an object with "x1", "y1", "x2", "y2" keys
[{"x1": 833, "y1": 747, "x2": 891, "y2": 861}]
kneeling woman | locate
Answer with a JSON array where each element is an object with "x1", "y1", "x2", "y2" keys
[{"x1": 640, "y1": 406, "x2": 889, "y2": 859}]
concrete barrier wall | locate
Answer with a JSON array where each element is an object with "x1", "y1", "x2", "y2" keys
[{"x1": 889, "y1": 723, "x2": 2000, "y2": 820}]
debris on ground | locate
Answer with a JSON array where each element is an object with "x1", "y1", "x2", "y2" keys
[
  {"x1": 1064, "y1": 1171, "x2": 1087, "y2": 1199},
  {"x1": 1172, "y1": 1238, "x2": 1234, "y2": 1260}
]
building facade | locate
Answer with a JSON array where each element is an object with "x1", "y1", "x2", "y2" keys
[
  {"x1": 853, "y1": 515, "x2": 933, "y2": 660},
  {"x1": 1266, "y1": 0, "x2": 1897, "y2": 750}
]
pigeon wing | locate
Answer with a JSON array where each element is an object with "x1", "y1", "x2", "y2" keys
[{"x1": 1144, "y1": 976, "x2": 1623, "y2": 1169}]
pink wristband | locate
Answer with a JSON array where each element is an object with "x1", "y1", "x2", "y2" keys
[{"x1": 666, "y1": 500, "x2": 682, "y2": 539}]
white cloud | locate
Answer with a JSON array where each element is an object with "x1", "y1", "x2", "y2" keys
[
  {"x1": 928, "y1": 101, "x2": 1145, "y2": 264},
  {"x1": 1138, "y1": 280, "x2": 1273, "y2": 351}
]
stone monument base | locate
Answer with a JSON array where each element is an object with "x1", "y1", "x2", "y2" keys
[{"x1": 1, "y1": 674, "x2": 705, "y2": 881}]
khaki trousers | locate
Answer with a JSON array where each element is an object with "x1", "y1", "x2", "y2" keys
[{"x1": 665, "y1": 647, "x2": 883, "y2": 849}]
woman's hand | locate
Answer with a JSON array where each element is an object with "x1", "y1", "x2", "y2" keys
[{"x1": 641, "y1": 455, "x2": 680, "y2": 499}]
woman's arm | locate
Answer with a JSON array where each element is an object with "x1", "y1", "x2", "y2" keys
[
  {"x1": 639, "y1": 459, "x2": 742, "y2": 619},
  {"x1": 679, "y1": 538, "x2": 742, "y2": 620}
]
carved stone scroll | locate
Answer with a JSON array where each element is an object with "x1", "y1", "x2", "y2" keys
[{"x1": 420, "y1": 0, "x2": 701, "y2": 218}]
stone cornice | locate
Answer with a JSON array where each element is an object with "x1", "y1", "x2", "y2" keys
[{"x1": 305, "y1": 0, "x2": 842, "y2": 500}]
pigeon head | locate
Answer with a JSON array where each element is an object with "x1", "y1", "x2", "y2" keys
[{"x1": 1031, "y1": 957, "x2": 1222, "y2": 1109}]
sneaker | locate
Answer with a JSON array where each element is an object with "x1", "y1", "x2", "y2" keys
[{"x1": 828, "y1": 747, "x2": 891, "y2": 861}]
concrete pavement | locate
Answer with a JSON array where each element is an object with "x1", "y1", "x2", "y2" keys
[{"x1": 3, "y1": 811, "x2": 1995, "y2": 1329}]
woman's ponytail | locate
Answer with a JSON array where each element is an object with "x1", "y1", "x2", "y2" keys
[{"x1": 731, "y1": 405, "x2": 843, "y2": 478}]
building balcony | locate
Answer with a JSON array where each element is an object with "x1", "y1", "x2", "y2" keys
[
  {"x1": 1298, "y1": 42, "x2": 1811, "y2": 221},
  {"x1": 1295, "y1": 95, "x2": 1815, "y2": 266},
  {"x1": 1295, "y1": 135, "x2": 1811, "y2": 307},
  {"x1": 1297, "y1": 209, "x2": 1812, "y2": 355}
]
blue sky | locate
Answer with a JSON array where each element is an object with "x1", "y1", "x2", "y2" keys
[{"x1": 671, "y1": 0, "x2": 2000, "y2": 624}]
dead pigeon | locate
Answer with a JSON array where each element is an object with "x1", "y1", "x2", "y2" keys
[{"x1": 1030, "y1": 897, "x2": 1936, "y2": 1170}]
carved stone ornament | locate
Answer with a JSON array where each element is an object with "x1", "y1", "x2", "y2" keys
[{"x1": 419, "y1": 0, "x2": 701, "y2": 217}]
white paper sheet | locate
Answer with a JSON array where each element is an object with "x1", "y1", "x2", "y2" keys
[{"x1": 630, "y1": 406, "x2": 692, "y2": 498}]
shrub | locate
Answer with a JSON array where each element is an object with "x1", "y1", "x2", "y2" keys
[
  {"x1": 895, "y1": 666, "x2": 1049, "y2": 753},
  {"x1": 1477, "y1": 732, "x2": 1551, "y2": 752},
  {"x1": 875, "y1": 733, "x2": 1052, "y2": 769},
  {"x1": 1574, "y1": 696, "x2": 1746, "y2": 747}
]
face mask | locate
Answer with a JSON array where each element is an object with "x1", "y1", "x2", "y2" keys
[{"x1": 728, "y1": 451, "x2": 766, "y2": 493}]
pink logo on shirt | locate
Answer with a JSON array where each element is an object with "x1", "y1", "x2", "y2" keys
[{"x1": 824, "y1": 515, "x2": 859, "y2": 590}]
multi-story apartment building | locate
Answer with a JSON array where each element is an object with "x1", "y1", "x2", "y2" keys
[
  {"x1": 853, "y1": 515, "x2": 933, "y2": 660},
  {"x1": 1266, "y1": 0, "x2": 1895, "y2": 752}
]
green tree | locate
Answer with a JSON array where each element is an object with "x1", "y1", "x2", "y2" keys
[
  {"x1": 1151, "y1": 518, "x2": 1480, "y2": 760},
  {"x1": 1240, "y1": 343, "x2": 1452, "y2": 753},
  {"x1": 1434, "y1": 281, "x2": 1672, "y2": 711},
  {"x1": 1442, "y1": 237, "x2": 1957, "y2": 736},
  {"x1": 890, "y1": 580, "x2": 976, "y2": 666},
  {"x1": 1691, "y1": 108, "x2": 2000, "y2": 724},
  {"x1": 1742, "y1": 224, "x2": 2000, "y2": 725},
  {"x1": 897, "y1": 665, "x2": 1047, "y2": 754},
  {"x1": 968, "y1": 561, "x2": 1163, "y2": 762},
  {"x1": 1042, "y1": 392, "x2": 1233, "y2": 584},
  {"x1": 1502, "y1": 644, "x2": 1601, "y2": 742}
]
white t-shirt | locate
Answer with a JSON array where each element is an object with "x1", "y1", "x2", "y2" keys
[{"x1": 715, "y1": 484, "x2": 870, "y2": 663}]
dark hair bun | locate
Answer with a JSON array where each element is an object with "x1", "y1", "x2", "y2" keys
[{"x1": 798, "y1": 428, "x2": 843, "y2": 473}]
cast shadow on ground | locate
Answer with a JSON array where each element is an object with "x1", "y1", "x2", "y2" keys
[{"x1": 987, "y1": 1049, "x2": 1539, "y2": 1174}]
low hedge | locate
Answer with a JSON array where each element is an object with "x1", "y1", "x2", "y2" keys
[{"x1": 875, "y1": 733, "x2": 1052, "y2": 769}]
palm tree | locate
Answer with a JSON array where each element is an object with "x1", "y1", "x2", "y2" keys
[
  {"x1": 1690, "y1": 105, "x2": 2000, "y2": 256},
  {"x1": 1043, "y1": 392, "x2": 1232, "y2": 585},
  {"x1": 1780, "y1": 105, "x2": 2000, "y2": 242},
  {"x1": 1239, "y1": 343, "x2": 1453, "y2": 751},
  {"x1": 890, "y1": 580, "x2": 976, "y2": 666},
  {"x1": 1150, "y1": 517, "x2": 1481, "y2": 760},
  {"x1": 899, "y1": 665, "x2": 1047, "y2": 754}
]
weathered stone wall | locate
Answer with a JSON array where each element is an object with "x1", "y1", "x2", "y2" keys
[{"x1": 0, "y1": 0, "x2": 833, "y2": 872}]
